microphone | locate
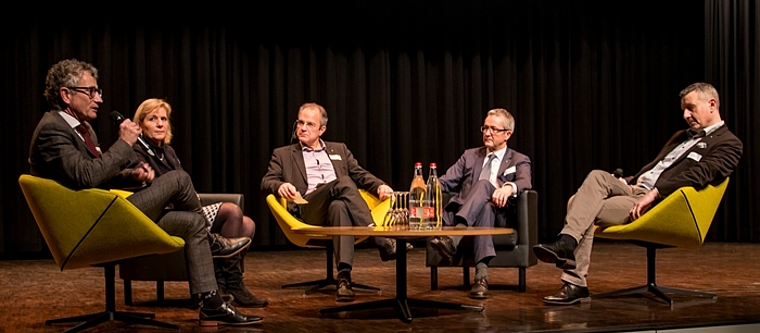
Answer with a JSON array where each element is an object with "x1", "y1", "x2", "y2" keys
[
  {"x1": 613, "y1": 168, "x2": 624, "y2": 178},
  {"x1": 109, "y1": 110, "x2": 126, "y2": 124},
  {"x1": 109, "y1": 110, "x2": 154, "y2": 156},
  {"x1": 290, "y1": 120, "x2": 298, "y2": 143}
]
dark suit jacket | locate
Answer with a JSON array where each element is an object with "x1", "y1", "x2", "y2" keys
[
  {"x1": 439, "y1": 146, "x2": 532, "y2": 209},
  {"x1": 261, "y1": 141, "x2": 385, "y2": 214},
  {"x1": 132, "y1": 140, "x2": 182, "y2": 177},
  {"x1": 628, "y1": 124, "x2": 743, "y2": 197},
  {"x1": 28, "y1": 111, "x2": 139, "y2": 189}
]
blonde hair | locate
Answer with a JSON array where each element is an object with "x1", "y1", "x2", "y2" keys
[{"x1": 133, "y1": 98, "x2": 174, "y2": 144}]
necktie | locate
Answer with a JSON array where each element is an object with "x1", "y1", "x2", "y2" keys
[
  {"x1": 479, "y1": 154, "x2": 496, "y2": 183},
  {"x1": 75, "y1": 124, "x2": 101, "y2": 158}
]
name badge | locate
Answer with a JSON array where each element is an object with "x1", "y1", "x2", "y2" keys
[
  {"x1": 329, "y1": 154, "x2": 342, "y2": 161},
  {"x1": 687, "y1": 152, "x2": 702, "y2": 162},
  {"x1": 503, "y1": 166, "x2": 516, "y2": 176}
]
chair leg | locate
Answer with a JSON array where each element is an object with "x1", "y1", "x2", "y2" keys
[
  {"x1": 518, "y1": 267, "x2": 527, "y2": 292},
  {"x1": 281, "y1": 246, "x2": 381, "y2": 295},
  {"x1": 46, "y1": 264, "x2": 178, "y2": 332},
  {"x1": 123, "y1": 280, "x2": 133, "y2": 305},
  {"x1": 463, "y1": 267, "x2": 470, "y2": 287},
  {"x1": 430, "y1": 267, "x2": 438, "y2": 290},
  {"x1": 156, "y1": 281, "x2": 165, "y2": 302},
  {"x1": 592, "y1": 246, "x2": 716, "y2": 306}
]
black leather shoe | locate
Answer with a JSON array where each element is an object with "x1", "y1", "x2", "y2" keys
[
  {"x1": 533, "y1": 240, "x2": 576, "y2": 269},
  {"x1": 469, "y1": 277, "x2": 490, "y2": 299},
  {"x1": 210, "y1": 234, "x2": 251, "y2": 259},
  {"x1": 542, "y1": 282, "x2": 590, "y2": 305},
  {"x1": 377, "y1": 239, "x2": 414, "y2": 262},
  {"x1": 430, "y1": 236, "x2": 457, "y2": 259},
  {"x1": 336, "y1": 271, "x2": 355, "y2": 302},
  {"x1": 199, "y1": 302, "x2": 263, "y2": 326}
]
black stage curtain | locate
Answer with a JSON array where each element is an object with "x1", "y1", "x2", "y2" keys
[{"x1": 1, "y1": 1, "x2": 756, "y2": 256}]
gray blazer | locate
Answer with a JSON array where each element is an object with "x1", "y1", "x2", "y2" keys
[{"x1": 28, "y1": 111, "x2": 139, "y2": 189}]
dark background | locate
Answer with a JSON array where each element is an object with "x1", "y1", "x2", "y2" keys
[{"x1": 1, "y1": 1, "x2": 757, "y2": 257}]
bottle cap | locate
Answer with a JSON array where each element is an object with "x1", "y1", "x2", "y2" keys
[
  {"x1": 415, "y1": 162, "x2": 422, "y2": 167},
  {"x1": 430, "y1": 163, "x2": 437, "y2": 168}
]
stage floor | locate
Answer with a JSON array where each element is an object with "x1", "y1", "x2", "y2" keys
[{"x1": 2, "y1": 241, "x2": 760, "y2": 332}]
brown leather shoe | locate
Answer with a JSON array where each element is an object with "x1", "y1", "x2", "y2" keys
[
  {"x1": 469, "y1": 277, "x2": 490, "y2": 299},
  {"x1": 336, "y1": 271, "x2": 355, "y2": 302},
  {"x1": 542, "y1": 282, "x2": 590, "y2": 305},
  {"x1": 430, "y1": 236, "x2": 457, "y2": 259},
  {"x1": 210, "y1": 234, "x2": 251, "y2": 259}
]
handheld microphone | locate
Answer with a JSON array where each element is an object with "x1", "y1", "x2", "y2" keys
[
  {"x1": 109, "y1": 110, "x2": 154, "y2": 156},
  {"x1": 613, "y1": 168, "x2": 624, "y2": 178}
]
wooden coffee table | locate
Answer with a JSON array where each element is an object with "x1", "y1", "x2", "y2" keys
[{"x1": 291, "y1": 225, "x2": 513, "y2": 323}]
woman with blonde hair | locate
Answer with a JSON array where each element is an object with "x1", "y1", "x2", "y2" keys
[{"x1": 132, "y1": 98, "x2": 267, "y2": 308}]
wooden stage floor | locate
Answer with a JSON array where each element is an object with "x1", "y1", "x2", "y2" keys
[{"x1": 2, "y1": 241, "x2": 760, "y2": 332}]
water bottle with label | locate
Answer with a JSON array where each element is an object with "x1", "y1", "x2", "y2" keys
[
  {"x1": 425, "y1": 163, "x2": 443, "y2": 229},
  {"x1": 408, "y1": 162, "x2": 427, "y2": 230}
]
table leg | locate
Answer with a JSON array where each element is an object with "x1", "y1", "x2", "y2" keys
[{"x1": 318, "y1": 238, "x2": 483, "y2": 323}]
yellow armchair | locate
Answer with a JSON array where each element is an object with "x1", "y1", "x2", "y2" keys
[
  {"x1": 19, "y1": 174, "x2": 184, "y2": 332},
  {"x1": 592, "y1": 178, "x2": 729, "y2": 305},
  {"x1": 265, "y1": 189, "x2": 389, "y2": 294}
]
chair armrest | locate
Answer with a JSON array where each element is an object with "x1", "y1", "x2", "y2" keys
[
  {"x1": 516, "y1": 190, "x2": 538, "y2": 250},
  {"x1": 198, "y1": 193, "x2": 244, "y2": 211}
]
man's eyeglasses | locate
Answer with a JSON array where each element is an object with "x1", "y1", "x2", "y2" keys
[
  {"x1": 480, "y1": 125, "x2": 508, "y2": 134},
  {"x1": 296, "y1": 120, "x2": 320, "y2": 130},
  {"x1": 67, "y1": 86, "x2": 103, "y2": 99}
]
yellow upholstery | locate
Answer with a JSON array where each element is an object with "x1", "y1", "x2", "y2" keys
[
  {"x1": 595, "y1": 178, "x2": 729, "y2": 248},
  {"x1": 591, "y1": 178, "x2": 730, "y2": 305},
  {"x1": 19, "y1": 174, "x2": 185, "y2": 270},
  {"x1": 265, "y1": 189, "x2": 390, "y2": 248}
]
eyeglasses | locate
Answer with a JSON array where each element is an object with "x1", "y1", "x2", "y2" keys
[
  {"x1": 480, "y1": 125, "x2": 508, "y2": 134},
  {"x1": 296, "y1": 120, "x2": 320, "y2": 130},
  {"x1": 67, "y1": 86, "x2": 103, "y2": 99}
]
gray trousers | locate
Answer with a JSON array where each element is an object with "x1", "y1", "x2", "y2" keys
[
  {"x1": 302, "y1": 176, "x2": 384, "y2": 267},
  {"x1": 559, "y1": 170, "x2": 648, "y2": 287},
  {"x1": 445, "y1": 180, "x2": 506, "y2": 263},
  {"x1": 127, "y1": 170, "x2": 217, "y2": 294}
]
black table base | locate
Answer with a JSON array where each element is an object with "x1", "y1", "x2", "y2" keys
[{"x1": 318, "y1": 238, "x2": 484, "y2": 323}]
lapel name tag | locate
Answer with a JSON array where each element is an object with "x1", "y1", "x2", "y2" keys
[
  {"x1": 687, "y1": 152, "x2": 702, "y2": 162},
  {"x1": 329, "y1": 154, "x2": 342, "y2": 161}
]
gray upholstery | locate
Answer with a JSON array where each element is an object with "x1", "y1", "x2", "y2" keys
[
  {"x1": 425, "y1": 190, "x2": 538, "y2": 292},
  {"x1": 118, "y1": 193, "x2": 244, "y2": 305}
]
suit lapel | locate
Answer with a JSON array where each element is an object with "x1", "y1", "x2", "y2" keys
[
  {"x1": 470, "y1": 147, "x2": 488, "y2": 188},
  {"x1": 290, "y1": 144, "x2": 308, "y2": 185},
  {"x1": 496, "y1": 149, "x2": 513, "y2": 186},
  {"x1": 326, "y1": 143, "x2": 345, "y2": 177}
]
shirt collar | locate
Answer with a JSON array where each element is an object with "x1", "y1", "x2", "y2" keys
[
  {"x1": 57, "y1": 111, "x2": 81, "y2": 128},
  {"x1": 301, "y1": 139, "x2": 327, "y2": 152},
  {"x1": 688, "y1": 120, "x2": 724, "y2": 139},
  {"x1": 486, "y1": 146, "x2": 508, "y2": 161}
]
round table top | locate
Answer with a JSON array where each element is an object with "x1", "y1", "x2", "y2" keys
[{"x1": 290, "y1": 225, "x2": 513, "y2": 237}]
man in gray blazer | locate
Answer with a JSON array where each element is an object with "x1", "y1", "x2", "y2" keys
[
  {"x1": 429, "y1": 108, "x2": 533, "y2": 299},
  {"x1": 261, "y1": 102, "x2": 408, "y2": 302},
  {"x1": 533, "y1": 82, "x2": 743, "y2": 305},
  {"x1": 28, "y1": 59, "x2": 261, "y2": 326}
]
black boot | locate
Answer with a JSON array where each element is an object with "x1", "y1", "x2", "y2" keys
[
  {"x1": 214, "y1": 258, "x2": 234, "y2": 303},
  {"x1": 222, "y1": 251, "x2": 268, "y2": 308}
]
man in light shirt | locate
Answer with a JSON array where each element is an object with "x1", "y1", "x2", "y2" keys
[
  {"x1": 429, "y1": 108, "x2": 533, "y2": 299},
  {"x1": 261, "y1": 102, "x2": 410, "y2": 302},
  {"x1": 533, "y1": 82, "x2": 743, "y2": 305}
]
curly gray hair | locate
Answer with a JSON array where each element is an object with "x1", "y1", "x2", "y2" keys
[{"x1": 44, "y1": 59, "x2": 99, "y2": 110}]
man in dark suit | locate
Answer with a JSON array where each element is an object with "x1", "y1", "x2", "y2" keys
[
  {"x1": 429, "y1": 108, "x2": 532, "y2": 299},
  {"x1": 261, "y1": 102, "x2": 408, "y2": 302},
  {"x1": 28, "y1": 59, "x2": 261, "y2": 326},
  {"x1": 533, "y1": 82, "x2": 743, "y2": 305}
]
